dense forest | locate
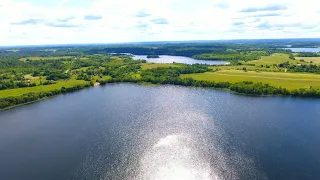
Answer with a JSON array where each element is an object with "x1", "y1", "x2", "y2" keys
[{"x1": 296, "y1": 52, "x2": 320, "y2": 57}]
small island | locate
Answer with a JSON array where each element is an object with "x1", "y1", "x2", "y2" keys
[{"x1": 147, "y1": 55, "x2": 160, "y2": 58}]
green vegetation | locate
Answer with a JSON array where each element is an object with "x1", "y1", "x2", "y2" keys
[
  {"x1": 141, "y1": 63, "x2": 182, "y2": 70},
  {"x1": 181, "y1": 70, "x2": 320, "y2": 90},
  {"x1": 0, "y1": 52, "x2": 144, "y2": 109},
  {"x1": 139, "y1": 66, "x2": 319, "y2": 97},
  {"x1": 295, "y1": 52, "x2": 320, "y2": 57},
  {"x1": 245, "y1": 53, "x2": 293, "y2": 66},
  {"x1": 19, "y1": 56, "x2": 76, "y2": 62},
  {"x1": 1, "y1": 41, "x2": 320, "y2": 110},
  {"x1": 0, "y1": 79, "x2": 89, "y2": 98},
  {"x1": 192, "y1": 53, "x2": 260, "y2": 61},
  {"x1": 296, "y1": 57, "x2": 320, "y2": 64}
]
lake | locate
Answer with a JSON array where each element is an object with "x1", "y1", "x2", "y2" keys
[
  {"x1": 132, "y1": 55, "x2": 229, "y2": 65},
  {"x1": 285, "y1": 48, "x2": 320, "y2": 53},
  {"x1": 0, "y1": 84, "x2": 320, "y2": 180}
]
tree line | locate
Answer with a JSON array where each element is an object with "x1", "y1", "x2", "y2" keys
[{"x1": 279, "y1": 61, "x2": 320, "y2": 74}]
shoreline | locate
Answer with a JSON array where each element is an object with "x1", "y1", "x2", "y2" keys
[
  {"x1": 0, "y1": 95, "x2": 58, "y2": 111},
  {"x1": 2, "y1": 82, "x2": 318, "y2": 111}
]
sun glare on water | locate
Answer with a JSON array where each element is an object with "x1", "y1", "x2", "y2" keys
[{"x1": 137, "y1": 134, "x2": 219, "y2": 180}]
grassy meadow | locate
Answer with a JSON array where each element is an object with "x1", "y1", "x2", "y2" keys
[
  {"x1": 19, "y1": 56, "x2": 76, "y2": 62},
  {"x1": 141, "y1": 63, "x2": 181, "y2": 70},
  {"x1": 295, "y1": 57, "x2": 320, "y2": 64},
  {"x1": 0, "y1": 78, "x2": 88, "y2": 98},
  {"x1": 182, "y1": 70, "x2": 320, "y2": 90},
  {"x1": 245, "y1": 53, "x2": 292, "y2": 65}
]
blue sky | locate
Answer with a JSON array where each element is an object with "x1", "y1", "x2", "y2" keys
[{"x1": 0, "y1": 0, "x2": 320, "y2": 45}]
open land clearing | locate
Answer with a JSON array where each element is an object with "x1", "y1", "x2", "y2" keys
[
  {"x1": 141, "y1": 63, "x2": 182, "y2": 70},
  {"x1": 0, "y1": 78, "x2": 88, "y2": 98},
  {"x1": 181, "y1": 70, "x2": 320, "y2": 90},
  {"x1": 295, "y1": 57, "x2": 320, "y2": 64}
]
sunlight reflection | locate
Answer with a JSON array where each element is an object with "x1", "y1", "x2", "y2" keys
[{"x1": 138, "y1": 134, "x2": 219, "y2": 180}]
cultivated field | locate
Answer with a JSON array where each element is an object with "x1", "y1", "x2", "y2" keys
[
  {"x1": 0, "y1": 79, "x2": 88, "y2": 98},
  {"x1": 181, "y1": 70, "x2": 320, "y2": 90},
  {"x1": 245, "y1": 53, "x2": 305, "y2": 66},
  {"x1": 141, "y1": 63, "x2": 181, "y2": 70},
  {"x1": 19, "y1": 56, "x2": 75, "y2": 62},
  {"x1": 295, "y1": 57, "x2": 320, "y2": 64}
]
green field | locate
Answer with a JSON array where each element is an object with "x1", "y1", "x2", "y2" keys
[
  {"x1": 23, "y1": 75, "x2": 44, "y2": 85},
  {"x1": 0, "y1": 79, "x2": 88, "y2": 98},
  {"x1": 91, "y1": 75, "x2": 112, "y2": 82},
  {"x1": 19, "y1": 56, "x2": 75, "y2": 62},
  {"x1": 181, "y1": 70, "x2": 320, "y2": 90},
  {"x1": 245, "y1": 53, "x2": 290, "y2": 65},
  {"x1": 245, "y1": 53, "x2": 308, "y2": 66},
  {"x1": 212, "y1": 53, "x2": 315, "y2": 72},
  {"x1": 295, "y1": 57, "x2": 320, "y2": 64},
  {"x1": 141, "y1": 63, "x2": 181, "y2": 70}
]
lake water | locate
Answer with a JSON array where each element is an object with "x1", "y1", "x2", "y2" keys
[
  {"x1": 132, "y1": 55, "x2": 229, "y2": 65},
  {"x1": 285, "y1": 48, "x2": 320, "y2": 53},
  {"x1": 0, "y1": 84, "x2": 320, "y2": 180}
]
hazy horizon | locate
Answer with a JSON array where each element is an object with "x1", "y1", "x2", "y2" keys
[{"x1": 1, "y1": 38, "x2": 320, "y2": 48}]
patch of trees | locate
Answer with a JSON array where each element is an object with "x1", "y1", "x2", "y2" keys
[
  {"x1": 296, "y1": 52, "x2": 320, "y2": 57},
  {"x1": 71, "y1": 59, "x2": 100, "y2": 70},
  {"x1": 74, "y1": 59, "x2": 144, "y2": 82},
  {"x1": 0, "y1": 80, "x2": 36, "y2": 90},
  {"x1": 230, "y1": 81, "x2": 290, "y2": 96},
  {"x1": 44, "y1": 70, "x2": 70, "y2": 80},
  {"x1": 192, "y1": 54, "x2": 260, "y2": 61},
  {"x1": 289, "y1": 54, "x2": 295, "y2": 60},
  {"x1": 278, "y1": 62, "x2": 320, "y2": 73},
  {"x1": 230, "y1": 82, "x2": 320, "y2": 97},
  {"x1": 140, "y1": 64, "x2": 210, "y2": 82}
]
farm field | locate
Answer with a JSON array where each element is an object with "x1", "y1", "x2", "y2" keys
[
  {"x1": 19, "y1": 56, "x2": 75, "y2": 61},
  {"x1": 295, "y1": 57, "x2": 320, "y2": 64},
  {"x1": 245, "y1": 53, "x2": 290, "y2": 65},
  {"x1": 181, "y1": 70, "x2": 320, "y2": 90},
  {"x1": 213, "y1": 53, "x2": 316, "y2": 72},
  {"x1": 0, "y1": 78, "x2": 88, "y2": 98},
  {"x1": 141, "y1": 63, "x2": 181, "y2": 70},
  {"x1": 244, "y1": 53, "x2": 308, "y2": 66}
]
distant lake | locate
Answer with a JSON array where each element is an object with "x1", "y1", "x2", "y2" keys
[
  {"x1": 0, "y1": 84, "x2": 320, "y2": 180},
  {"x1": 285, "y1": 48, "x2": 320, "y2": 53},
  {"x1": 132, "y1": 55, "x2": 230, "y2": 65}
]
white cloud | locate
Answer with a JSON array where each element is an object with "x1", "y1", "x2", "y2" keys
[{"x1": 0, "y1": 0, "x2": 320, "y2": 46}]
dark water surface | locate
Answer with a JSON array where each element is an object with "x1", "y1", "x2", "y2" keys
[{"x1": 0, "y1": 84, "x2": 320, "y2": 180}]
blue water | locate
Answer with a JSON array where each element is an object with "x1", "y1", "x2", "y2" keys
[
  {"x1": 285, "y1": 48, "x2": 320, "y2": 53},
  {"x1": 132, "y1": 55, "x2": 229, "y2": 65},
  {"x1": 0, "y1": 84, "x2": 319, "y2": 180}
]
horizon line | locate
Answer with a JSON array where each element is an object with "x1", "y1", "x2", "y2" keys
[{"x1": 1, "y1": 37, "x2": 320, "y2": 48}]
